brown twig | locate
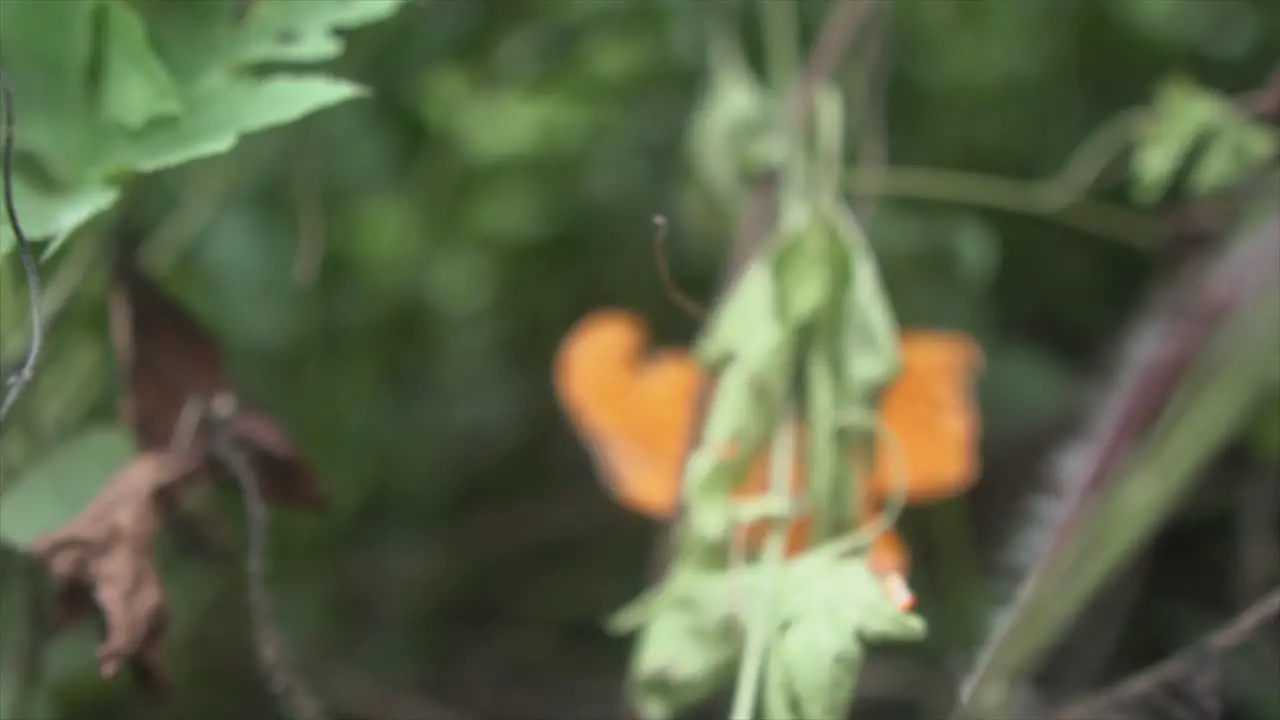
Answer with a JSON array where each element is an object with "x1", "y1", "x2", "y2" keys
[
  {"x1": 651, "y1": 215, "x2": 707, "y2": 318},
  {"x1": 849, "y1": 9, "x2": 893, "y2": 224},
  {"x1": 214, "y1": 434, "x2": 328, "y2": 720},
  {"x1": 1050, "y1": 586, "x2": 1280, "y2": 719}
]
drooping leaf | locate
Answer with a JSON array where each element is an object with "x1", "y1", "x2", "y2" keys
[
  {"x1": 626, "y1": 570, "x2": 744, "y2": 720},
  {"x1": 28, "y1": 450, "x2": 205, "y2": 693},
  {"x1": 685, "y1": 13, "x2": 774, "y2": 215},
  {"x1": 107, "y1": 263, "x2": 326, "y2": 509},
  {"x1": 773, "y1": 220, "x2": 836, "y2": 328},
  {"x1": 108, "y1": 265, "x2": 232, "y2": 450},
  {"x1": 766, "y1": 553, "x2": 926, "y2": 719}
]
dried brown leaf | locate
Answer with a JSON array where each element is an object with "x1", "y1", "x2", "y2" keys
[
  {"x1": 108, "y1": 267, "x2": 230, "y2": 450},
  {"x1": 227, "y1": 408, "x2": 326, "y2": 509},
  {"x1": 28, "y1": 451, "x2": 203, "y2": 692},
  {"x1": 107, "y1": 263, "x2": 325, "y2": 510}
]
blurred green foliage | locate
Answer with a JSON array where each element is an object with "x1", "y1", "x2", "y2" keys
[{"x1": 0, "y1": 1, "x2": 1277, "y2": 719}]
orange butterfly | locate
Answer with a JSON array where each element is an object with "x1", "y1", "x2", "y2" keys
[{"x1": 554, "y1": 308, "x2": 982, "y2": 609}]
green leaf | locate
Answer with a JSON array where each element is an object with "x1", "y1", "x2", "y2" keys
[
  {"x1": 697, "y1": 260, "x2": 788, "y2": 371},
  {"x1": 837, "y1": 207, "x2": 901, "y2": 395},
  {"x1": 99, "y1": 0, "x2": 184, "y2": 131},
  {"x1": 0, "y1": 0, "x2": 407, "y2": 257},
  {"x1": 0, "y1": 426, "x2": 135, "y2": 548},
  {"x1": 0, "y1": 0, "x2": 99, "y2": 181},
  {"x1": 1188, "y1": 120, "x2": 1279, "y2": 196},
  {"x1": 1130, "y1": 75, "x2": 1279, "y2": 205},
  {"x1": 686, "y1": 17, "x2": 773, "y2": 215},
  {"x1": 626, "y1": 571, "x2": 743, "y2": 720},
  {"x1": 773, "y1": 222, "x2": 835, "y2": 328},
  {"x1": 99, "y1": 74, "x2": 366, "y2": 176},
  {"x1": 765, "y1": 553, "x2": 925, "y2": 719},
  {"x1": 0, "y1": 178, "x2": 120, "y2": 255},
  {"x1": 235, "y1": 0, "x2": 410, "y2": 64}
]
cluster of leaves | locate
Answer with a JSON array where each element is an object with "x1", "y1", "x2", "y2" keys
[
  {"x1": 0, "y1": 0, "x2": 408, "y2": 254},
  {"x1": 0, "y1": 0, "x2": 408, "y2": 716},
  {"x1": 612, "y1": 8, "x2": 942, "y2": 719},
  {"x1": 1130, "y1": 75, "x2": 1279, "y2": 205}
]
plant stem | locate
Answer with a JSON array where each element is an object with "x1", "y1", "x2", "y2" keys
[
  {"x1": 845, "y1": 165, "x2": 1160, "y2": 248},
  {"x1": 728, "y1": 411, "x2": 798, "y2": 720},
  {"x1": 843, "y1": 106, "x2": 1160, "y2": 248},
  {"x1": 760, "y1": 0, "x2": 800, "y2": 97},
  {"x1": 959, "y1": 280, "x2": 1280, "y2": 719}
]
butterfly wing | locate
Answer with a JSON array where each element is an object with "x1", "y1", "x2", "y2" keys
[{"x1": 870, "y1": 331, "x2": 983, "y2": 502}]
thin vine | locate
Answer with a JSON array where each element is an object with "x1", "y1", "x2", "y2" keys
[{"x1": 0, "y1": 70, "x2": 45, "y2": 427}]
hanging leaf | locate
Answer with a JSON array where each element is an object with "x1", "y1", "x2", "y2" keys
[
  {"x1": 625, "y1": 570, "x2": 745, "y2": 720},
  {"x1": 107, "y1": 263, "x2": 325, "y2": 509},
  {"x1": 27, "y1": 450, "x2": 205, "y2": 693},
  {"x1": 685, "y1": 14, "x2": 775, "y2": 216}
]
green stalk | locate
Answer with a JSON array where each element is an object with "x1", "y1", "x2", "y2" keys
[
  {"x1": 728, "y1": 409, "x2": 798, "y2": 720},
  {"x1": 960, "y1": 285, "x2": 1280, "y2": 718}
]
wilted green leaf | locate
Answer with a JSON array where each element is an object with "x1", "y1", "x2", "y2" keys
[
  {"x1": 774, "y1": 222, "x2": 835, "y2": 327},
  {"x1": 0, "y1": 426, "x2": 134, "y2": 548},
  {"x1": 838, "y1": 208, "x2": 901, "y2": 395},
  {"x1": 765, "y1": 552, "x2": 926, "y2": 719},
  {"x1": 627, "y1": 573, "x2": 743, "y2": 720},
  {"x1": 686, "y1": 17, "x2": 773, "y2": 215}
]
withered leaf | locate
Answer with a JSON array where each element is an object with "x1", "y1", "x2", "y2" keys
[
  {"x1": 108, "y1": 266, "x2": 230, "y2": 451},
  {"x1": 107, "y1": 263, "x2": 325, "y2": 510},
  {"x1": 28, "y1": 451, "x2": 204, "y2": 693},
  {"x1": 225, "y1": 408, "x2": 326, "y2": 509}
]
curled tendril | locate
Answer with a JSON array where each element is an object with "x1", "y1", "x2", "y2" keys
[
  {"x1": 0, "y1": 70, "x2": 45, "y2": 427},
  {"x1": 651, "y1": 215, "x2": 707, "y2": 319}
]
